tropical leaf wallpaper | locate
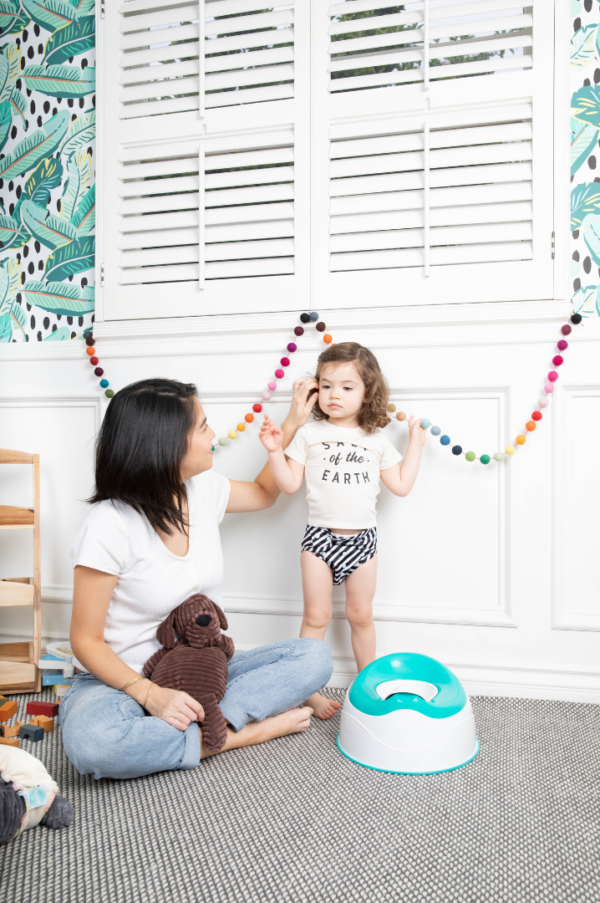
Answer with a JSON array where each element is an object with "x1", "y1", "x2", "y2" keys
[
  {"x1": 572, "y1": 0, "x2": 600, "y2": 320},
  {"x1": 0, "y1": 3, "x2": 598, "y2": 340},
  {"x1": 0, "y1": 0, "x2": 94, "y2": 342}
]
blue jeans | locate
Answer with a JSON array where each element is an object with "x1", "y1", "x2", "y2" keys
[{"x1": 59, "y1": 639, "x2": 333, "y2": 780}]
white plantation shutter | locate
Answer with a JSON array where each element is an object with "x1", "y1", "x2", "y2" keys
[
  {"x1": 311, "y1": 0, "x2": 554, "y2": 309},
  {"x1": 99, "y1": 0, "x2": 309, "y2": 319}
]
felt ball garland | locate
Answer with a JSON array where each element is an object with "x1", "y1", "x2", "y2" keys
[{"x1": 83, "y1": 310, "x2": 584, "y2": 464}]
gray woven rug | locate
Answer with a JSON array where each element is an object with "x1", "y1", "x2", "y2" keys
[{"x1": 1, "y1": 689, "x2": 599, "y2": 903}]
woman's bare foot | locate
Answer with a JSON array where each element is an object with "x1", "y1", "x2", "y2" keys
[
  {"x1": 305, "y1": 692, "x2": 341, "y2": 721},
  {"x1": 200, "y1": 707, "x2": 313, "y2": 758}
]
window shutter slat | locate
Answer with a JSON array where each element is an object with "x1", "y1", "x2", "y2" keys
[
  {"x1": 101, "y1": 0, "x2": 310, "y2": 319},
  {"x1": 311, "y1": 0, "x2": 553, "y2": 309}
]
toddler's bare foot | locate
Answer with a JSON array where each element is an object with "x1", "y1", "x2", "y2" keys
[{"x1": 305, "y1": 692, "x2": 341, "y2": 721}]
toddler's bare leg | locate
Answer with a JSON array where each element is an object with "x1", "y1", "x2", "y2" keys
[
  {"x1": 344, "y1": 554, "x2": 378, "y2": 675},
  {"x1": 299, "y1": 551, "x2": 340, "y2": 720}
]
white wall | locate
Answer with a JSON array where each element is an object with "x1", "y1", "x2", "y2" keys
[{"x1": 2, "y1": 302, "x2": 600, "y2": 702}]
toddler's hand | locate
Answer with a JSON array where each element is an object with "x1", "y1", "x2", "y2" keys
[
  {"x1": 408, "y1": 415, "x2": 427, "y2": 447},
  {"x1": 259, "y1": 414, "x2": 283, "y2": 453}
]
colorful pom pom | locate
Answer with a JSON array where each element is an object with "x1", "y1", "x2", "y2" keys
[
  {"x1": 86, "y1": 347, "x2": 95, "y2": 356},
  {"x1": 494, "y1": 452, "x2": 504, "y2": 462},
  {"x1": 287, "y1": 342, "x2": 297, "y2": 352},
  {"x1": 294, "y1": 327, "x2": 304, "y2": 337},
  {"x1": 275, "y1": 369, "x2": 284, "y2": 379},
  {"x1": 532, "y1": 411, "x2": 542, "y2": 421},
  {"x1": 100, "y1": 379, "x2": 109, "y2": 388},
  {"x1": 451, "y1": 445, "x2": 462, "y2": 455},
  {"x1": 237, "y1": 423, "x2": 246, "y2": 432},
  {"x1": 516, "y1": 435, "x2": 526, "y2": 445},
  {"x1": 316, "y1": 322, "x2": 326, "y2": 332},
  {"x1": 431, "y1": 426, "x2": 441, "y2": 436},
  {"x1": 218, "y1": 437, "x2": 228, "y2": 446},
  {"x1": 552, "y1": 355, "x2": 564, "y2": 367},
  {"x1": 245, "y1": 414, "x2": 254, "y2": 423},
  {"x1": 561, "y1": 324, "x2": 572, "y2": 336},
  {"x1": 539, "y1": 397, "x2": 549, "y2": 408},
  {"x1": 466, "y1": 451, "x2": 476, "y2": 461},
  {"x1": 440, "y1": 435, "x2": 451, "y2": 446},
  {"x1": 480, "y1": 455, "x2": 490, "y2": 465},
  {"x1": 420, "y1": 419, "x2": 430, "y2": 430},
  {"x1": 228, "y1": 430, "x2": 237, "y2": 440},
  {"x1": 397, "y1": 412, "x2": 407, "y2": 421},
  {"x1": 505, "y1": 445, "x2": 515, "y2": 455},
  {"x1": 526, "y1": 421, "x2": 536, "y2": 431},
  {"x1": 280, "y1": 357, "x2": 290, "y2": 367},
  {"x1": 268, "y1": 382, "x2": 277, "y2": 391},
  {"x1": 253, "y1": 403, "x2": 262, "y2": 413},
  {"x1": 387, "y1": 403, "x2": 396, "y2": 412},
  {"x1": 262, "y1": 391, "x2": 271, "y2": 402},
  {"x1": 105, "y1": 389, "x2": 114, "y2": 399},
  {"x1": 545, "y1": 384, "x2": 555, "y2": 394},
  {"x1": 557, "y1": 340, "x2": 568, "y2": 351},
  {"x1": 547, "y1": 371, "x2": 558, "y2": 382},
  {"x1": 300, "y1": 313, "x2": 310, "y2": 323},
  {"x1": 323, "y1": 334, "x2": 333, "y2": 344},
  {"x1": 309, "y1": 312, "x2": 319, "y2": 322},
  {"x1": 571, "y1": 313, "x2": 582, "y2": 324},
  {"x1": 94, "y1": 367, "x2": 104, "y2": 377},
  {"x1": 90, "y1": 356, "x2": 99, "y2": 365}
]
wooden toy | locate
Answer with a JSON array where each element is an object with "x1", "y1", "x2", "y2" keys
[
  {"x1": 0, "y1": 701, "x2": 18, "y2": 722},
  {"x1": 0, "y1": 721, "x2": 23, "y2": 739},
  {"x1": 30, "y1": 715, "x2": 54, "y2": 733},
  {"x1": 0, "y1": 737, "x2": 19, "y2": 748},
  {"x1": 20, "y1": 724, "x2": 44, "y2": 742},
  {"x1": 26, "y1": 701, "x2": 59, "y2": 717}
]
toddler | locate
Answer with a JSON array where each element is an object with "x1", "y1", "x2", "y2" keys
[{"x1": 259, "y1": 342, "x2": 426, "y2": 719}]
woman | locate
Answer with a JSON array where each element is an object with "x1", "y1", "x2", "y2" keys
[{"x1": 60, "y1": 377, "x2": 333, "y2": 780}]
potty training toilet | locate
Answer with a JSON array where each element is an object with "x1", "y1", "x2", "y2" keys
[{"x1": 336, "y1": 653, "x2": 479, "y2": 774}]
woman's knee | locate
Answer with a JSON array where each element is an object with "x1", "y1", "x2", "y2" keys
[{"x1": 297, "y1": 637, "x2": 333, "y2": 687}]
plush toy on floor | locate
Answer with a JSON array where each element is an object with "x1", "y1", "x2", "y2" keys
[
  {"x1": 0, "y1": 745, "x2": 74, "y2": 844},
  {"x1": 143, "y1": 594, "x2": 235, "y2": 753},
  {"x1": 337, "y1": 653, "x2": 479, "y2": 774}
]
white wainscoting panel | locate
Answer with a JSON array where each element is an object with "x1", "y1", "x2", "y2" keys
[{"x1": 553, "y1": 385, "x2": 600, "y2": 631}]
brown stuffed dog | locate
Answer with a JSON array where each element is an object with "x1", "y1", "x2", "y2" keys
[{"x1": 143, "y1": 594, "x2": 235, "y2": 752}]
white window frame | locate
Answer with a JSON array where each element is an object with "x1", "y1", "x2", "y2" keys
[{"x1": 94, "y1": 0, "x2": 570, "y2": 338}]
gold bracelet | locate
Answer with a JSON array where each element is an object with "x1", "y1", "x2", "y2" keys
[
  {"x1": 143, "y1": 681, "x2": 155, "y2": 709},
  {"x1": 121, "y1": 676, "x2": 148, "y2": 694}
]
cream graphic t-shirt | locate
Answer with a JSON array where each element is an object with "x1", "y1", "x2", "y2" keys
[{"x1": 284, "y1": 419, "x2": 402, "y2": 529}]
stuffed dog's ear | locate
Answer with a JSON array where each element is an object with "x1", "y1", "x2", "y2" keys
[
  {"x1": 157, "y1": 609, "x2": 177, "y2": 648},
  {"x1": 211, "y1": 602, "x2": 228, "y2": 631}
]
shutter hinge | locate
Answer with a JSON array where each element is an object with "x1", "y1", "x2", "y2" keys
[
  {"x1": 101, "y1": 0, "x2": 105, "y2": 18},
  {"x1": 100, "y1": 263, "x2": 105, "y2": 287},
  {"x1": 551, "y1": 231, "x2": 555, "y2": 260}
]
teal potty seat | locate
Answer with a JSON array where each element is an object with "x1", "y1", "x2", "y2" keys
[{"x1": 337, "y1": 653, "x2": 479, "y2": 774}]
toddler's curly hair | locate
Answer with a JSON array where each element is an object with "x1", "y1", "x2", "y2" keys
[{"x1": 312, "y1": 342, "x2": 390, "y2": 434}]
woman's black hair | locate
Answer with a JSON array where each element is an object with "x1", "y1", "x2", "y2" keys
[{"x1": 89, "y1": 378, "x2": 199, "y2": 536}]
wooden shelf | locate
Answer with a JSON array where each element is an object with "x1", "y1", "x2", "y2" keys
[
  {"x1": 0, "y1": 505, "x2": 34, "y2": 527},
  {"x1": 0, "y1": 449, "x2": 41, "y2": 693},
  {"x1": 0, "y1": 661, "x2": 36, "y2": 694}
]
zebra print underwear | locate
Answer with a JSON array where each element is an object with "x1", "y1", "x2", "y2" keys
[{"x1": 300, "y1": 526, "x2": 378, "y2": 585}]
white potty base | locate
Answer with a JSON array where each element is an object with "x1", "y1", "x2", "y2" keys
[{"x1": 337, "y1": 690, "x2": 479, "y2": 775}]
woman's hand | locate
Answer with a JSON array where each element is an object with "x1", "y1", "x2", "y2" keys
[
  {"x1": 282, "y1": 377, "x2": 319, "y2": 431},
  {"x1": 408, "y1": 416, "x2": 427, "y2": 448},
  {"x1": 259, "y1": 414, "x2": 283, "y2": 453},
  {"x1": 144, "y1": 684, "x2": 205, "y2": 732}
]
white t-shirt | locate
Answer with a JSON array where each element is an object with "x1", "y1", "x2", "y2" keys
[
  {"x1": 284, "y1": 419, "x2": 402, "y2": 529},
  {"x1": 70, "y1": 470, "x2": 231, "y2": 673}
]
